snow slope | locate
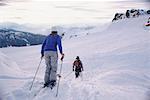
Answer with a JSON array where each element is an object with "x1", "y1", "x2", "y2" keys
[
  {"x1": 0, "y1": 51, "x2": 21, "y2": 76},
  {"x1": 0, "y1": 15, "x2": 150, "y2": 100}
]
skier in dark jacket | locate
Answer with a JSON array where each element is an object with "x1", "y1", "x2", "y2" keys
[
  {"x1": 41, "y1": 27, "x2": 64, "y2": 88},
  {"x1": 73, "y1": 56, "x2": 83, "y2": 78}
]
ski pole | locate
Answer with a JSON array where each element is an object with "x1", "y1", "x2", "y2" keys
[
  {"x1": 29, "y1": 58, "x2": 42, "y2": 91},
  {"x1": 64, "y1": 71, "x2": 73, "y2": 79},
  {"x1": 56, "y1": 60, "x2": 63, "y2": 97}
]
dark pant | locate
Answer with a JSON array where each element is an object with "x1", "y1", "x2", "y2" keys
[{"x1": 75, "y1": 68, "x2": 81, "y2": 78}]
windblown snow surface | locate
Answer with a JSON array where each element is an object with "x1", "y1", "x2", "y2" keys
[{"x1": 0, "y1": 15, "x2": 150, "y2": 100}]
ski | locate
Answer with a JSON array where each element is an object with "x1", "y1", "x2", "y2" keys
[
  {"x1": 34, "y1": 86, "x2": 45, "y2": 97},
  {"x1": 33, "y1": 61, "x2": 63, "y2": 98},
  {"x1": 33, "y1": 83, "x2": 56, "y2": 98}
]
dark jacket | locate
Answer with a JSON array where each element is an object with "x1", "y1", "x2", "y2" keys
[{"x1": 73, "y1": 59, "x2": 83, "y2": 72}]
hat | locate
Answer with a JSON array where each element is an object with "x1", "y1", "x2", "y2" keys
[
  {"x1": 51, "y1": 26, "x2": 57, "y2": 32},
  {"x1": 51, "y1": 26, "x2": 58, "y2": 34},
  {"x1": 76, "y1": 56, "x2": 79, "y2": 59}
]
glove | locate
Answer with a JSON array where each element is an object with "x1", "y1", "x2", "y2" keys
[
  {"x1": 61, "y1": 53, "x2": 64, "y2": 61},
  {"x1": 73, "y1": 69, "x2": 74, "y2": 71},
  {"x1": 57, "y1": 74, "x2": 61, "y2": 78}
]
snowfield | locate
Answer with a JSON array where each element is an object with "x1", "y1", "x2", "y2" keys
[{"x1": 0, "y1": 15, "x2": 150, "y2": 100}]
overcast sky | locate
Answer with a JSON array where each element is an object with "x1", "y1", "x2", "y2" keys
[{"x1": 0, "y1": 0, "x2": 149, "y2": 25}]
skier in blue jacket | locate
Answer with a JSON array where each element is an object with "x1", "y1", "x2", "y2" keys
[{"x1": 41, "y1": 27, "x2": 64, "y2": 88}]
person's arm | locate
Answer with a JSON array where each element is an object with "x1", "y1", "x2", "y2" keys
[
  {"x1": 41, "y1": 38, "x2": 46, "y2": 58},
  {"x1": 57, "y1": 36, "x2": 63, "y2": 54},
  {"x1": 57, "y1": 36, "x2": 64, "y2": 61}
]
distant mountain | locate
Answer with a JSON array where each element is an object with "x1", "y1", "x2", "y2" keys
[
  {"x1": 0, "y1": 28, "x2": 46, "y2": 48},
  {"x1": 0, "y1": 22, "x2": 50, "y2": 35}
]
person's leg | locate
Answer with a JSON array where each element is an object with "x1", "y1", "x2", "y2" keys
[
  {"x1": 44, "y1": 52, "x2": 51, "y2": 86},
  {"x1": 78, "y1": 69, "x2": 81, "y2": 77},
  {"x1": 75, "y1": 72, "x2": 78, "y2": 78},
  {"x1": 75, "y1": 71, "x2": 79, "y2": 78},
  {"x1": 49, "y1": 51, "x2": 58, "y2": 84}
]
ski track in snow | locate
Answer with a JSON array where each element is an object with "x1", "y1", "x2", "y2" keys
[{"x1": 0, "y1": 15, "x2": 150, "y2": 100}]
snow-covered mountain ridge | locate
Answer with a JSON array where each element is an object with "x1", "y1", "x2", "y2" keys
[
  {"x1": 112, "y1": 9, "x2": 150, "y2": 22},
  {"x1": 0, "y1": 28, "x2": 46, "y2": 47},
  {"x1": 0, "y1": 15, "x2": 150, "y2": 100}
]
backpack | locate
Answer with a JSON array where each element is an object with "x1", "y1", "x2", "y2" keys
[{"x1": 73, "y1": 60, "x2": 82, "y2": 69}]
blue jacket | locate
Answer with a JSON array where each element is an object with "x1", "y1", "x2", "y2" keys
[{"x1": 41, "y1": 34, "x2": 63, "y2": 56}]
